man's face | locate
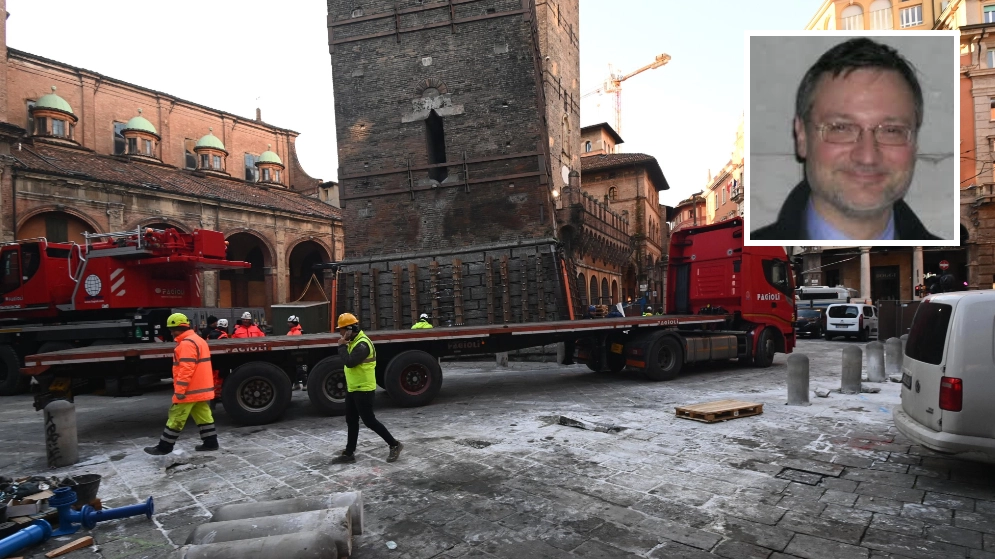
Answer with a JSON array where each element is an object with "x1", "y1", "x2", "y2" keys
[{"x1": 795, "y1": 68, "x2": 917, "y2": 219}]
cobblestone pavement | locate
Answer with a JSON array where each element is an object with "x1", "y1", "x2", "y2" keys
[{"x1": 1, "y1": 338, "x2": 993, "y2": 559}]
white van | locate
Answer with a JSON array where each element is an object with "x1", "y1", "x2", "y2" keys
[
  {"x1": 893, "y1": 291, "x2": 995, "y2": 463},
  {"x1": 795, "y1": 285, "x2": 859, "y2": 309},
  {"x1": 824, "y1": 303, "x2": 878, "y2": 341}
]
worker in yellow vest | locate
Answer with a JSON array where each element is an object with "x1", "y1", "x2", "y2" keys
[
  {"x1": 411, "y1": 313, "x2": 433, "y2": 329},
  {"x1": 331, "y1": 313, "x2": 403, "y2": 464}
]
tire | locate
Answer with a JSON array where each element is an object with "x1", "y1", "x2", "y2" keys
[
  {"x1": 859, "y1": 328, "x2": 869, "y2": 342},
  {"x1": 753, "y1": 327, "x2": 777, "y2": 368},
  {"x1": 575, "y1": 337, "x2": 604, "y2": 373},
  {"x1": 604, "y1": 334, "x2": 627, "y2": 374},
  {"x1": 222, "y1": 361, "x2": 292, "y2": 426},
  {"x1": 0, "y1": 345, "x2": 26, "y2": 396},
  {"x1": 306, "y1": 356, "x2": 348, "y2": 415},
  {"x1": 644, "y1": 335, "x2": 683, "y2": 381},
  {"x1": 383, "y1": 350, "x2": 443, "y2": 407},
  {"x1": 824, "y1": 331, "x2": 833, "y2": 341}
]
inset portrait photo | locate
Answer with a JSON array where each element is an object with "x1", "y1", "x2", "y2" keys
[{"x1": 745, "y1": 32, "x2": 958, "y2": 246}]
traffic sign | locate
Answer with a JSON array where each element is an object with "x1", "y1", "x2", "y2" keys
[{"x1": 939, "y1": 260, "x2": 950, "y2": 271}]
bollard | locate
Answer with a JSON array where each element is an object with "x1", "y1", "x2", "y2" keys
[
  {"x1": 841, "y1": 346, "x2": 862, "y2": 394},
  {"x1": 210, "y1": 492, "x2": 363, "y2": 535},
  {"x1": 866, "y1": 341, "x2": 885, "y2": 382},
  {"x1": 0, "y1": 520, "x2": 52, "y2": 558},
  {"x1": 44, "y1": 400, "x2": 78, "y2": 468},
  {"x1": 175, "y1": 530, "x2": 338, "y2": 559},
  {"x1": 786, "y1": 353, "x2": 810, "y2": 406},
  {"x1": 186, "y1": 507, "x2": 351, "y2": 557},
  {"x1": 900, "y1": 334, "x2": 908, "y2": 358},
  {"x1": 496, "y1": 352, "x2": 509, "y2": 367},
  {"x1": 885, "y1": 337, "x2": 903, "y2": 377}
]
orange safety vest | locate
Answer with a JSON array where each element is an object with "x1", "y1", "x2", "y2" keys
[
  {"x1": 287, "y1": 325, "x2": 302, "y2": 336},
  {"x1": 172, "y1": 329, "x2": 215, "y2": 404},
  {"x1": 232, "y1": 324, "x2": 265, "y2": 338}
]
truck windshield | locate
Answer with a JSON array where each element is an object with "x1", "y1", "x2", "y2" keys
[{"x1": 905, "y1": 301, "x2": 952, "y2": 366}]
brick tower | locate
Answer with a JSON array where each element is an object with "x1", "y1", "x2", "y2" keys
[{"x1": 326, "y1": 0, "x2": 580, "y2": 328}]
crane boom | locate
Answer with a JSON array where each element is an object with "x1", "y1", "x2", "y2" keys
[{"x1": 581, "y1": 53, "x2": 671, "y2": 138}]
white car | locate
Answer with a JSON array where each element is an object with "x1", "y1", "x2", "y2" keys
[
  {"x1": 893, "y1": 292, "x2": 995, "y2": 463},
  {"x1": 824, "y1": 303, "x2": 878, "y2": 341}
]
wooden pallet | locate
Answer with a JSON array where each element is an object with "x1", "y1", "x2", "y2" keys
[{"x1": 675, "y1": 399, "x2": 763, "y2": 423}]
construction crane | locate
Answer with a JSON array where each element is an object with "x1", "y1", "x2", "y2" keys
[{"x1": 582, "y1": 53, "x2": 671, "y2": 138}]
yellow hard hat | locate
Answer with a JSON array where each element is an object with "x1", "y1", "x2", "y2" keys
[
  {"x1": 337, "y1": 313, "x2": 358, "y2": 328},
  {"x1": 166, "y1": 313, "x2": 189, "y2": 328}
]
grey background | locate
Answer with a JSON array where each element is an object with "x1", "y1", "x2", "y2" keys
[{"x1": 748, "y1": 34, "x2": 956, "y2": 240}]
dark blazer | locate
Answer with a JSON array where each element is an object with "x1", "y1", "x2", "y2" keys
[{"x1": 751, "y1": 180, "x2": 942, "y2": 241}]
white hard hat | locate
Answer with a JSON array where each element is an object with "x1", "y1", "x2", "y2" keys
[
  {"x1": 288, "y1": 315, "x2": 299, "y2": 323},
  {"x1": 217, "y1": 319, "x2": 228, "y2": 328},
  {"x1": 419, "y1": 313, "x2": 428, "y2": 320},
  {"x1": 241, "y1": 311, "x2": 253, "y2": 320}
]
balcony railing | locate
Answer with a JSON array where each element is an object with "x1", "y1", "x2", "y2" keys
[{"x1": 869, "y1": 8, "x2": 892, "y2": 30}]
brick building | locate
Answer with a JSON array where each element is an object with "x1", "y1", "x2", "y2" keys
[
  {"x1": 0, "y1": 0, "x2": 343, "y2": 322},
  {"x1": 705, "y1": 114, "x2": 743, "y2": 224},
  {"x1": 326, "y1": 0, "x2": 581, "y2": 327},
  {"x1": 577, "y1": 122, "x2": 669, "y2": 308},
  {"x1": 670, "y1": 191, "x2": 707, "y2": 233}
]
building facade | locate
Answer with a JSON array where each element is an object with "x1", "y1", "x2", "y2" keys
[
  {"x1": 669, "y1": 192, "x2": 707, "y2": 233},
  {"x1": 798, "y1": 0, "x2": 973, "y2": 301},
  {"x1": 0, "y1": 0, "x2": 343, "y2": 322}
]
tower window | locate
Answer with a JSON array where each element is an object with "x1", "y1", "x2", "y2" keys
[
  {"x1": 35, "y1": 117, "x2": 47, "y2": 135},
  {"x1": 143, "y1": 139, "x2": 153, "y2": 155},
  {"x1": 245, "y1": 153, "x2": 259, "y2": 182},
  {"x1": 113, "y1": 122, "x2": 126, "y2": 154},
  {"x1": 184, "y1": 139, "x2": 197, "y2": 169},
  {"x1": 608, "y1": 186, "x2": 617, "y2": 201},
  {"x1": 213, "y1": 155, "x2": 222, "y2": 170},
  {"x1": 262, "y1": 168, "x2": 271, "y2": 182},
  {"x1": 26, "y1": 101, "x2": 36, "y2": 135},
  {"x1": 127, "y1": 137, "x2": 137, "y2": 154},
  {"x1": 200, "y1": 154, "x2": 210, "y2": 169},
  {"x1": 585, "y1": 141, "x2": 592, "y2": 153},
  {"x1": 426, "y1": 109, "x2": 448, "y2": 182},
  {"x1": 51, "y1": 119, "x2": 66, "y2": 137}
]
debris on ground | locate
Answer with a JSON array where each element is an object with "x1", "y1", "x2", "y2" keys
[
  {"x1": 860, "y1": 385, "x2": 881, "y2": 394},
  {"x1": 675, "y1": 400, "x2": 763, "y2": 423},
  {"x1": 557, "y1": 416, "x2": 624, "y2": 433},
  {"x1": 889, "y1": 375, "x2": 903, "y2": 383},
  {"x1": 814, "y1": 388, "x2": 831, "y2": 398}
]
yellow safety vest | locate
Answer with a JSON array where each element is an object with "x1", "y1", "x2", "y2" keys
[
  {"x1": 412, "y1": 320, "x2": 433, "y2": 329},
  {"x1": 344, "y1": 331, "x2": 377, "y2": 392}
]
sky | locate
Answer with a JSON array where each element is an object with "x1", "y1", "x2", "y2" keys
[{"x1": 6, "y1": 0, "x2": 827, "y2": 207}]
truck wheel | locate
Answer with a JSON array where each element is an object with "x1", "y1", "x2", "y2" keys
[
  {"x1": 222, "y1": 362, "x2": 292, "y2": 426},
  {"x1": 575, "y1": 337, "x2": 603, "y2": 372},
  {"x1": 306, "y1": 356, "x2": 347, "y2": 415},
  {"x1": 383, "y1": 350, "x2": 442, "y2": 407},
  {"x1": 0, "y1": 345, "x2": 26, "y2": 396},
  {"x1": 753, "y1": 328, "x2": 777, "y2": 368},
  {"x1": 644, "y1": 336, "x2": 683, "y2": 381}
]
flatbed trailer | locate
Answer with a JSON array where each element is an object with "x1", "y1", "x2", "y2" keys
[{"x1": 22, "y1": 311, "x2": 789, "y2": 426}]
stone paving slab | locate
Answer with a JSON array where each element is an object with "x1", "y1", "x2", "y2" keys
[{"x1": 1, "y1": 338, "x2": 994, "y2": 558}]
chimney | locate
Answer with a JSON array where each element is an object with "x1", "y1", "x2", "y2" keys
[{"x1": 255, "y1": 108, "x2": 261, "y2": 122}]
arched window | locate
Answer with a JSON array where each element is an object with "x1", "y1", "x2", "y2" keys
[
  {"x1": 589, "y1": 276, "x2": 598, "y2": 306},
  {"x1": 584, "y1": 140, "x2": 592, "y2": 153},
  {"x1": 869, "y1": 0, "x2": 892, "y2": 29},
  {"x1": 608, "y1": 186, "x2": 617, "y2": 201},
  {"x1": 426, "y1": 109, "x2": 448, "y2": 182},
  {"x1": 840, "y1": 4, "x2": 864, "y2": 30}
]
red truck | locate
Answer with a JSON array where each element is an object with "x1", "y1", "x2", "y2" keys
[
  {"x1": 0, "y1": 227, "x2": 250, "y2": 396},
  {"x1": 22, "y1": 217, "x2": 796, "y2": 426}
]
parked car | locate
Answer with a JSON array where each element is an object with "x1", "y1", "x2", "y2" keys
[
  {"x1": 795, "y1": 308, "x2": 824, "y2": 338},
  {"x1": 824, "y1": 303, "x2": 878, "y2": 341},
  {"x1": 893, "y1": 292, "x2": 995, "y2": 463}
]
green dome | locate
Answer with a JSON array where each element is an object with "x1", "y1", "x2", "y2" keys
[
  {"x1": 34, "y1": 86, "x2": 74, "y2": 115},
  {"x1": 258, "y1": 144, "x2": 283, "y2": 165},
  {"x1": 123, "y1": 108, "x2": 157, "y2": 135},
  {"x1": 195, "y1": 128, "x2": 225, "y2": 151}
]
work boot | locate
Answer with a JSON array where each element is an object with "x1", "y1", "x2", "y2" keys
[
  {"x1": 292, "y1": 382, "x2": 302, "y2": 391},
  {"x1": 387, "y1": 442, "x2": 403, "y2": 463},
  {"x1": 144, "y1": 441, "x2": 174, "y2": 456},
  {"x1": 331, "y1": 450, "x2": 356, "y2": 464},
  {"x1": 195, "y1": 435, "x2": 219, "y2": 452}
]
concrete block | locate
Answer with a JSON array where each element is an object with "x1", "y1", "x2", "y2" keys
[
  {"x1": 209, "y1": 492, "x2": 363, "y2": 535},
  {"x1": 174, "y1": 530, "x2": 338, "y2": 559},
  {"x1": 186, "y1": 507, "x2": 351, "y2": 557}
]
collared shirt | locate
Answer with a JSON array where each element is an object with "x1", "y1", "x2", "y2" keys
[{"x1": 805, "y1": 199, "x2": 895, "y2": 241}]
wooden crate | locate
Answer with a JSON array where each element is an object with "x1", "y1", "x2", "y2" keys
[{"x1": 675, "y1": 399, "x2": 763, "y2": 423}]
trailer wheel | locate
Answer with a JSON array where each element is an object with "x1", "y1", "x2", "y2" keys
[
  {"x1": 753, "y1": 327, "x2": 777, "y2": 368},
  {"x1": 575, "y1": 337, "x2": 604, "y2": 372},
  {"x1": 383, "y1": 350, "x2": 442, "y2": 407},
  {"x1": 306, "y1": 356, "x2": 347, "y2": 415},
  {"x1": 222, "y1": 362, "x2": 292, "y2": 426},
  {"x1": 0, "y1": 345, "x2": 26, "y2": 396},
  {"x1": 644, "y1": 335, "x2": 683, "y2": 381}
]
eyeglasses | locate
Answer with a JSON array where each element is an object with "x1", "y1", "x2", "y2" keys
[{"x1": 814, "y1": 122, "x2": 913, "y2": 146}]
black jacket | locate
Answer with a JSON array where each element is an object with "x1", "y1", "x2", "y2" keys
[{"x1": 751, "y1": 180, "x2": 941, "y2": 241}]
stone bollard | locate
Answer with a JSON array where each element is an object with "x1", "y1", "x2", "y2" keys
[
  {"x1": 210, "y1": 492, "x2": 363, "y2": 535},
  {"x1": 496, "y1": 352, "x2": 509, "y2": 367},
  {"x1": 866, "y1": 341, "x2": 885, "y2": 382},
  {"x1": 900, "y1": 334, "x2": 908, "y2": 357},
  {"x1": 174, "y1": 530, "x2": 338, "y2": 559},
  {"x1": 841, "y1": 346, "x2": 862, "y2": 394},
  {"x1": 786, "y1": 353, "x2": 810, "y2": 406},
  {"x1": 44, "y1": 400, "x2": 78, "y2": 468},
  {"x1": 186, "y1": 507, "x2": 352, "y2": 558},
  {"x1": 885, "y1": 337, "x2": 903, "y2": 377}
]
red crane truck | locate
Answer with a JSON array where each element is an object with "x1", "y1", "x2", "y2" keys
[
  {"x1": 0, "y1": 227, "x2": 251, "y2": 396},
  {"x1": 22, "y1": 218, "x2": 796, "y2": 426}
]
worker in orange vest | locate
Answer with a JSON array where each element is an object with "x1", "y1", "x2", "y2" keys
[
  {"x1": 287, "y1": 315, "x2": 307, "y2": 390},
  {"x1": 231, "y1": 312, "x2": 265, "y2": 338},
  {"x1": 145, "y1": 313, "x2": 219, "y2": 455}
]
